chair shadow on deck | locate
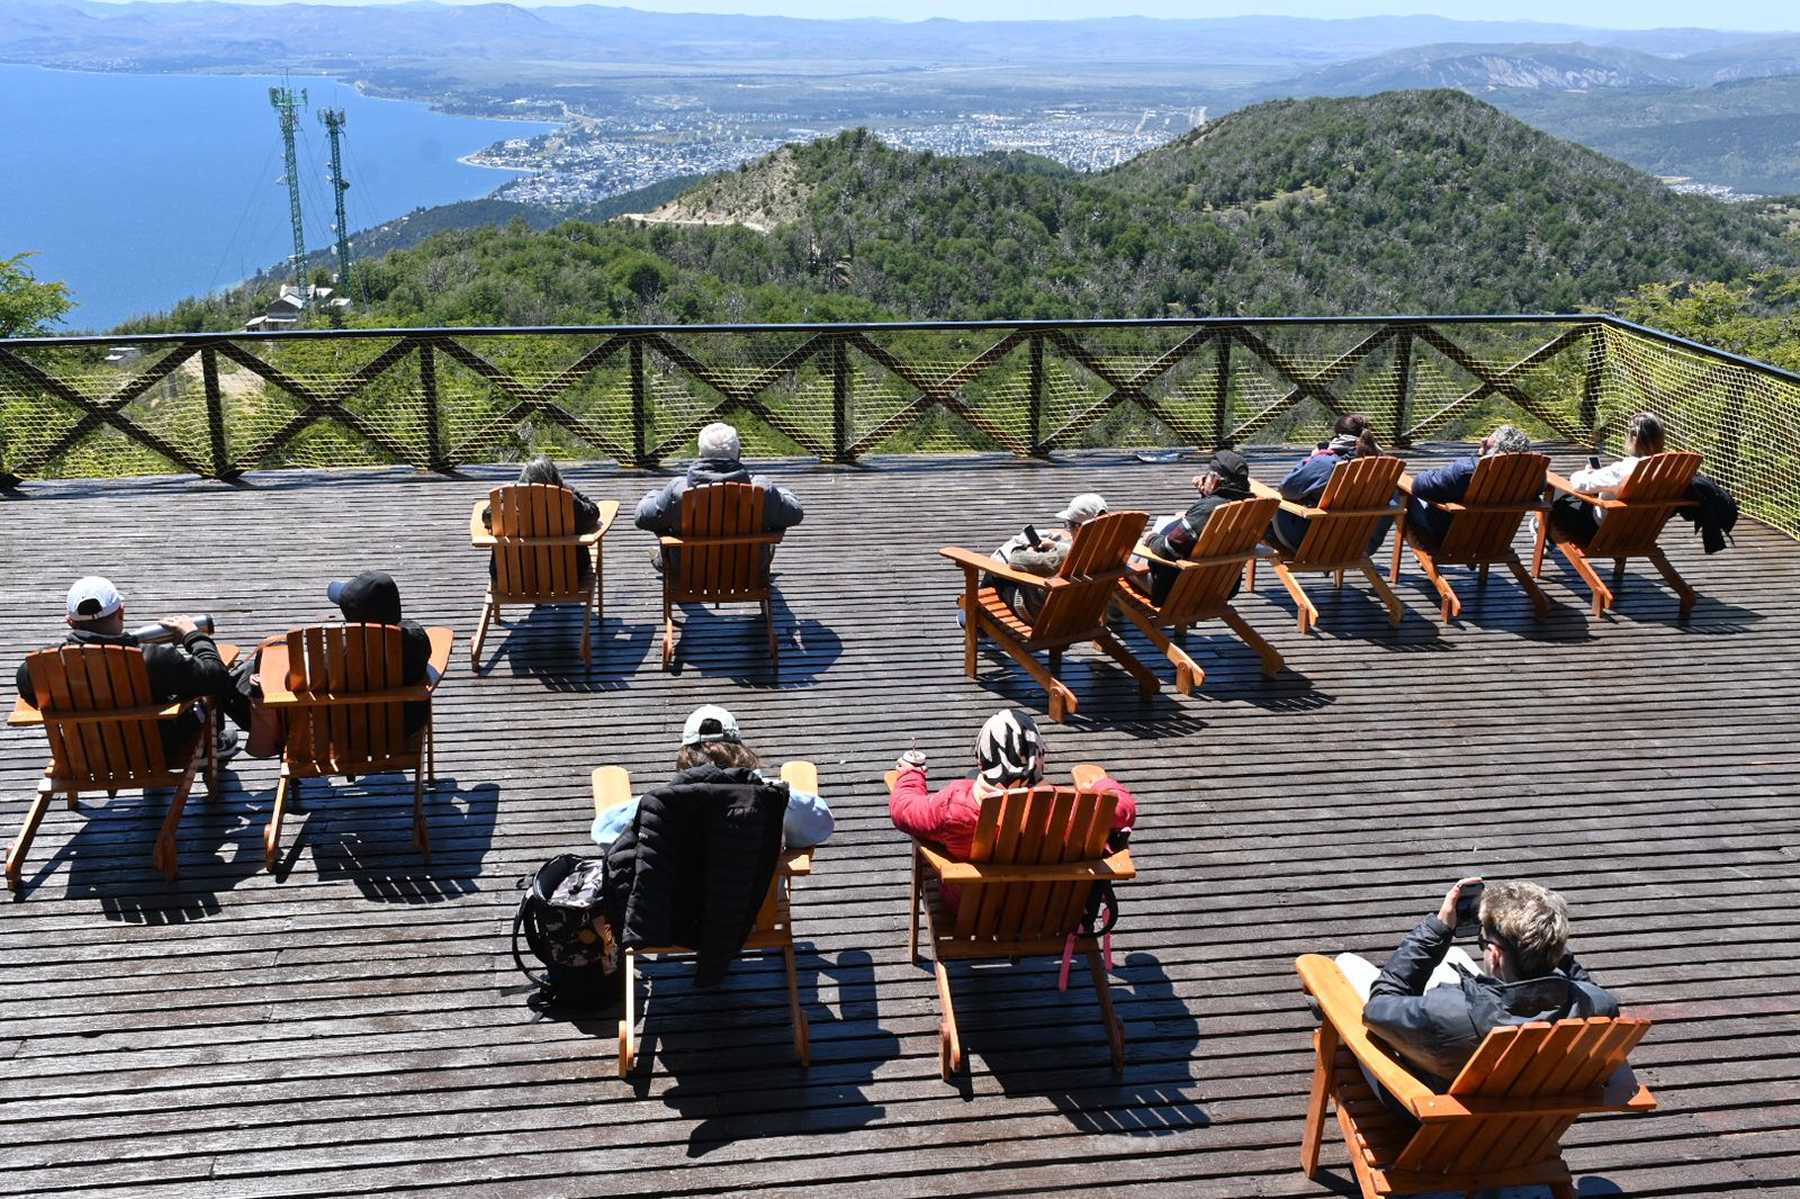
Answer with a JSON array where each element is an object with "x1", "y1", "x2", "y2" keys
[
  {"x1": 1251, "y1": 570, "x2": 1456, "y2": 652},
  {"x1": 289, "y1": 776, "x2": 500, "y2": 903},
  {"x1": 965, "y1": 952, "x2": 1210, "y2": 1137},
  {"x1": 480, "y1": 607, "x2": 657, "y2": 692},
  {"x1": 1535, "y1": 555, "x2": 1766, "y2": 635},
  {"x1": 665, "y1": 591, "x2": 844, "y2": 688}
]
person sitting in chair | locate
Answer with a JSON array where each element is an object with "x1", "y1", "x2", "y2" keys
[
  {"x1": 1134, "y1": 450, "x2": 1254, "y2": 605},
  {"x1": 1272, "y1": 413, "x2": 1389, "y2": 556},
  {"x1": 479, "y1": 455, "x2": 603, "y2": 581},
  {"x1": 1405, "y1": 424, "x2": 1535, "y2": 545},
  {"x1": 589, "y1": 704, "x2": 833, "y2": 851},
  {"x1": 977, "y1": 492, "x2": 1110, "y2": 622},
  {"x1": 1334, "y1": 877, "x2": 1618, "y2": 1090},
  {"x1": 1552, "y1": 411, "x2": 1666, "y2": 543},
  {"x1": 15, "y1": 576, "x2": 238, "y2": 760},
  {"x1": 634, "y1": 422, "x2": 804, "y2": 571},
  {"x1": 888, "y1": 709, "x2": 1135, "y2": 863}
]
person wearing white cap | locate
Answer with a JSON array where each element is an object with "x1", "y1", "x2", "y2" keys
[
  {"x1": 589, "y1": 704, "x2": 833, "y2": 851},
  {"x1": 972, "y1": 492, "x2": 1110, "y2": 622},
  {"x1": 14, "y1": 576, "x2": 237, "y2": 760},
  {"x1": 631, "y1": 422, "x2": 805, "y2": 568}
]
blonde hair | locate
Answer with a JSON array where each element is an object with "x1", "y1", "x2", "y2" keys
[{"x1": 1479, "y1": 880, "x2": 1571, "y2": 977}]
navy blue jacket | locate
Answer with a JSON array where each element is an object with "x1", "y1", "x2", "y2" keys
[
  {"x1": 1406, "y1": 455, "x2": 1478, "y2": 544},
  {"x1": 1273, "y1": 453, "x2": 1341, "y2": 551}
]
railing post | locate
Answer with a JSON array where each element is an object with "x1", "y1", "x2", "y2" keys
[
  {"x1": 630, "y1": 337, "x2": 648, "y2": 467},
  {"x1": 1028, "y1": 332, "x2": 1046, "y2": 456},
  {"x1": 418, "y1": 339, "x2": 443, "y2": 471},
  {"x1": 831, "y1": 334, "x2": 852, "y2": 463},
  {"x1": 1582, "y1": 323, "x2": 1605, "y2": 450},
  {"x1": 200, "y1": 345, "x2": 236, "y2": 479},
  {"x1": 1211, "y1": 334, "x2": 1232, "y2": 448},
  {"x1": 1390, "y1": 327, "x2": 1414, "y2": 449}
]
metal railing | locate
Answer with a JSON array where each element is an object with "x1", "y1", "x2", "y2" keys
[{"x1": 2, "y1": 314, "x2": 1796, "y2": 537}]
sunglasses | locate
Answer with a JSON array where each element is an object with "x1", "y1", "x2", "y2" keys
[{"x1": 1476, "y1": 925, "x2": 1518, "y2": 961}]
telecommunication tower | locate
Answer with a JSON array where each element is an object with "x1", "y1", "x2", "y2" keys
[
  {"x1": 268, "y1": 85, "x2": 309, "y2": 292},
  {"x1": 319, "y1": 108, "x2": 353, "y2": 294}
]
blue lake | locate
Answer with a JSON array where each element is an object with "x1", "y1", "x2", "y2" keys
[{"x1": 0, "y1": 64, "x2": 555, "y2": 331}]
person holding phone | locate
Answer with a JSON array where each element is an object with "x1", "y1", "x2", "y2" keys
[
  {"x1": 968, "y1": 493, "x2": 1109, "y2": 623},
  {"x1": 1332, "y1": 878, "x2": 1618, "y2": 1091},
  {"x1": 1552, "y1": 411, "x2": 1668, "y2": 542}
]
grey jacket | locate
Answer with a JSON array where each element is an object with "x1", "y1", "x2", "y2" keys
[
  {"x1": 1363, "y1": 915, "x2": 1618, "y2": 1089},
  {"x1": 633, "y1": 457, "x2": 805, "y2": 535}
]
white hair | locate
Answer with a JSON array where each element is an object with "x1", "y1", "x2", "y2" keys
[{"x1": 698, "y1": 422, "x2": 742, "y2": 461}]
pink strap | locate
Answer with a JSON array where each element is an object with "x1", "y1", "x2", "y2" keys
[
  {"x1": 1104, "y1": 929, "x2": 1114, "y2": 973},
  {"x1": 1057, "y1": 933, "x2": 1076, "y2": 992}
]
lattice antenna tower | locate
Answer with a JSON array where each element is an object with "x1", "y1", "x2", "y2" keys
[
  {"x1": 268, "y1": 85, "x2": 309, "y2": 292},
  {"x1": 319, "y1": 108, "x2": 353, "y2": 295}
]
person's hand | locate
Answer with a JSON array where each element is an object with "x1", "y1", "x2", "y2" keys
[
  {"x1": 1437, "y1": 876, "x2": 1483, "y2": 926},
  {"x1": 159, "y1": 615, "x2": 199, "y2": 639}
]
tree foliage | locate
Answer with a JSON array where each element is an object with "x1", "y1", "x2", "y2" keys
[{"x1": 0, "y1": 252, "x2": 73, "y2": 338}]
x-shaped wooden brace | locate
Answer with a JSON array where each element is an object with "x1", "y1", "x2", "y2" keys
[
  {"x1": 220, "y1": 337, "x2": 428, "y2": 470},
  {"x1": 1407, "y1": 325, "x2": 1588, "y2": 445},
  {"x1": 1223, "y1": 325, "x2": 1395, "y2": 445},
  {"x1": 643, "y1": 333, "x2": 833, "y2": 462},
  {"x1": 844, "y1": 330, "x2": 1031, "y2": 458},
  {"x1": 1039, "y1": 328, "x2": 1215, "y2": 449},
  {"x1": 0, "y1": 343, "x2": 211, "y2": 480},
  {"x1": 436, "y1": 334, "x2": 635, "y2": 464}
]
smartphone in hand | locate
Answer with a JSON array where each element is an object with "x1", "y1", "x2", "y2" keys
[
  {"x1": 1022, "y1": 523, "x2": 1045, "y2": 550},
  {"x1": 1454, "y1": 881, "x2": 1486, "y2": 930},
  {"x1": 1587, "y1": 455, "x2": 1601, "y2": 470}
]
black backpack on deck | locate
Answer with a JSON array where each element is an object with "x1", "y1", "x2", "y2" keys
[{"x1": 512, "y1": 853, "x2": 626, "y2": 1012}]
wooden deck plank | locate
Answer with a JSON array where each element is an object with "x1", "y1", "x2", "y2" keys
[{"x1": 1, "y1": 445, "x2": 1797, "y2": 1196}]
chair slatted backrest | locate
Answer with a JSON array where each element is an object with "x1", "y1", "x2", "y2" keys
[
  {"x1": 1391, "y1": 1015, "x2": 1652, "y2": 1177},
  {"x1": 282, "y1": 623, "x2": 413, "y2": 774},
  {"x1": 1291, "y1": 455, "x2": 1404, "y2": 567},
  {"x1": 488, "y1": 483, "x2": 587, "y2": 600},
  {"x1": 26, "y1": 645, "x2": 173, "y2": 784},
  {"x1": 1028, "y1": 510, "x2": 1148, "y2": 644},
  {"x1": 950, "y1": 784, "x2": 1117, "y2": 946},
  {"x1": 672, "y1": 482, "x2": 770, "y2": 602},
  {"x1": 1158, "y1": 496, "x2": 1278, "y2": 622},
  {"x1": 1587, "y1": 452, "x2": 1702, "y2": 557},
  {"x1": 1435, "y1": 452, "x2": 1550, "y2": 561}
]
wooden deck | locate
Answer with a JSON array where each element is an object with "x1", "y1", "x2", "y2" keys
[{"x1": 2, "y1": 447, "x2": 1797, "y2": 1198}]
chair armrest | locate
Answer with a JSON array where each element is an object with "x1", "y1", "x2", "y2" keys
[
  {"x1": 469, "y1": 499, "x2": 495, "y2": 546},
  {"x1": 591, "y1": 499, "x2": 620, "y2": 540},
  {"x1": 918, "y1": 841, "x2": 1136, "y2": 884},
  {"x1": 781, "y1": 848, "x2": 813, "y2": 877},
  {"x1": 1131, "y1": 541, "x2": 1184, "y2": 569},
  {"x1": 660, "y1": 531, "x2": 786, "y2": 548},
  {"x1": 780, "y1": 759, "x2": 819, "y2": 793},
  {"x1": 1071, "y1": 762, "x2": 1107, "y2": 790},
  {"x1": 1544, "y1": 471, "x2": 1628, "y2": 510},
  {"x1": 1295, "y1": 953, "x2": 1436, "y2": 1117},
  {"x1": 1250, "y1": 479, "x2": 1326, "y2": 519},
  {"x1": 11, "y1": 698, "x2": 192, "y2": 725},
  {"x1": 1395, "y1": 472, "x2": 1417, "y2": 496},
  {"x1": 7, "y1": 696, "x2": 45, "y2": 726},
  {"x1": 592, "y1": 765, "x2": 632, "y2": 813},
  {"x1": 938, "y1": 546, "x2": 1066, "y2": 592},
  {"x1": 423, "y1": 627, "x2": 454, "y2": 690}
]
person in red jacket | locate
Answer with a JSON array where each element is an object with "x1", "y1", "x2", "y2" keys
[{"x1": 888, "y1": 709, "x2": 1137, "y2": 860}]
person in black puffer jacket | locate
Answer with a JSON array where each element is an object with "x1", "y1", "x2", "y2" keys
[{"x1": 601, "y1": 705, "x2": 828, "y2": 987}]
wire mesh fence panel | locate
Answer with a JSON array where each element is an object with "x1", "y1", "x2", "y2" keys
[{"x1": 2, "y1": 317, "x2": 1794, "y2": 539}]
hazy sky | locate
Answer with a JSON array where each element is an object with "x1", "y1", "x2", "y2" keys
[{"x1": 113, "y1": 0, "x2": 1800, "y2": 33}]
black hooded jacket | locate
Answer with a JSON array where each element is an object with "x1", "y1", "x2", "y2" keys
[
  {"x1": 16, "y1": 627, "x2": 228, "y2": 757},
  {"x1": 602, "y1": 764, "x2": 789, "y2": 987}
]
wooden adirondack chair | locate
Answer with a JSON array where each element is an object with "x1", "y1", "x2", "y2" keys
[
  {"x1": 1392, "y1": 452, "x2": 1553, "y2": 622},
  {"x1": 1535, "y1": 451, "x2": 1702, "y2": 619},
  {"x1": 1295, "y1": 953, "x2": 1655, "y2": 1199},
  {"x1": 1115, "y1": 495, "x2": 1284, "y2": 692},
  {"x1": 257, "y1": 623, "x2": 454, "y2": 869},
  {"x1": 941, "y1": 510, "x2": 1160, "y2": 722},
  {"x1": 660, "y1": 481, "x2": 786, "y2": 671},
  {"x1": 468, "y1": 484, "x2": 619, "y2": 669},
  {"x1": 892, "y1": 764, "x2": 1137, "y2": 1080},
  {"x1": 1248, "y1": 456, "x2": 1407, "y2": 634},
  {"x1": 5, "y1": 641, "x2": 239, "y2": 891},
  {"x1": 597, "y1": 761, "x2": 816, "y2": 1077}
]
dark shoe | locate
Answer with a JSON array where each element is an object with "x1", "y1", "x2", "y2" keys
[{"x1": 215, "y1": 725, "x2": 242, "y2": 763}]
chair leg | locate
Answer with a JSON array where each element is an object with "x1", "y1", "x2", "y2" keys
[
  {"x1": 1244, "y1": 555, "x2": 1258, "y2": 592},
  {"x1": 470, "y1": 594, "x2": 495, "y2": 672},
  {"x1": 412, "y1": 765, "x2": 430, "y2": 861},
  {"x1": 1118, "y1": 596, "x2": 1201, "y2": 693},
  {"x1": 985, "y1": 618, "x2": 1077, "y2": 721},
  {"x1": 154, "y1": 740, "x2": 205, "y2": 881},
  {"x1": 1558, "y1": 540, "x2": 1613, "y2": 617},
  {"x1": 1301, "y1": 1021, "x2": 1339, "y2": 1178},
  {"x1": 580, "y1": 585, "x2": 593, "y2": 667},
  {"x1": 618, "y1": 949, "x2": 640, "y2": 1078},
  {"x1": 1612, "y1": 557, "x2": 1627, "y2": 593},
  {"x1": 265, "y1": 765, "x2": 293, "y2": 871},
  {"x1": 763, "y1": 597, "x2": 779, "y2": 670},
  {"x1": 1532, "y1": 509, "x2": 1550, "y2": 578},
  {"x1": 783, "y1": 941, "x2": 810, "y2": 1067},
  {"x1": 1087, "y1": 948, "x2": 1125, "y2": 1076},
  {"x1": 1270, "y1": 561, "x2": 1319, "y2": 634},
  {"x1": 1092, "y1": 628, "x2": 1161, "y2": 700},
  {"x1": 426, "y1": 719, "x2": 436, "y2": 786},
  {"x1": 661, "y1": 582, "x2": 676, "y2": 672},
  {"x1": 593, "y1": 544, "x2": 604, "y2": 626},
  {"x1": 935, "y1": 956, "x2": 963, "y2": 1080},
  {"x1": 1505, "y1": 552, "x2": 1554, "y2": 617},
  {"x1": 1649, "y1": 548, "x2": 1698, "y2": 619},
  {"x1": 907, "y1": 851, "x2": 922, "y2": 964},
  {"x1": 1333, "y1": 568, "x2": 1344, "y2": 591},
  {"x1": 5, "y1": 775, "x2": 56, "y2": 894},
  {"x1": 1389, "y1": 524, "x2": 1404, "y2": 582},
  {"x1": 204, "y1": 701, "x2": 220, "y2": 796},
  {"x1": 1358, "y1": 560, "x2": 1405, "y2": 626},
  {"x1": 1411, "y1": 541, "x2": 1459, "y2": 622},
  {"x1": 1219, "y1": 607, "x2": 1283, "y2": 677}
]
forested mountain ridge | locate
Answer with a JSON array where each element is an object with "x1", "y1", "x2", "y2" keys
[{"x1": 128, "y1": 90, "x2": 1796, "y2": 334}]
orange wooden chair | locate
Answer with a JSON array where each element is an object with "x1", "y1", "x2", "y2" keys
[
  {"x1": 1249, "y1": 456, "x2": 1407, "y2": 633},
  {"x1": 1393, "y1": 452, "x2": 1553, "y2": 622},
  {"x1": 1535, "y1": 451, "x2": 1703, "y2": 619},
  {"x1": 941, "y1": 510, "x2": 1160, "y2": 722},
  {"x1": 257, "y1": 622, "x2": 453, "y2": 869},
  {"x1": 5, "y1": 641, "x2": 238, "y2": 891},
  {"x1": 468, "y1": 483, "x2": 619, "y2": 669},
  {"x1": 891, "y1": 764, "x2": 1137, "y2": 1080},
  {"x1": 597, "y1": 761, "x2": 816, "y2": 1077},
  {"x1": 1295, "y1": 953, "x2": 1655, "y2": 1199},
  {"x1": 1115, "y1": 494, "x2": 1284, "y2": 692},
  {"x1": 659, "y1": 481, "x2": 786, "y2": 671}
]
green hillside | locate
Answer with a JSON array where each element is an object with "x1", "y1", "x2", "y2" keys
[{"x1": 127, "y1": 91, "x2": 1795, "y2": 333}]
